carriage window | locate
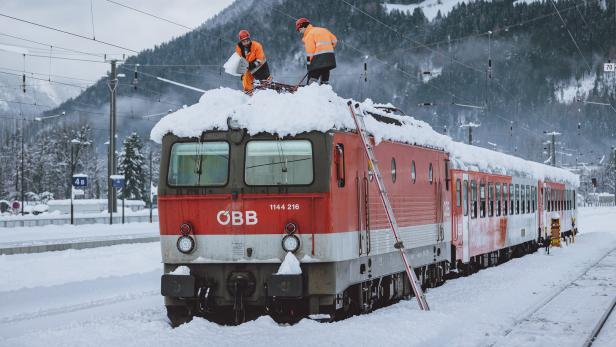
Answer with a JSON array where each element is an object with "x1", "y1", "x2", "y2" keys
[
  {"x1": 456, "y1": 179, "x2": 461, "y2": 207},
  {"x1": 547, "y1": 188, "x2": 551, "y2": 212},
  {"x1": 526, "y1": 186, "x2": 531, "y2": 213},
  {"x1": 471, "y1": 180, "x2": 477, "y2": 219},
  {"x1": 411, "y1": 160, "x2": 416, "y2": 183},
  {"x1": 480, "y1": 182, "x2": 486, "y2": 218},
  {"x1": 503, "y1": 184, "x2": 508, "y2": 216},
  {"x1": 496, "y1": 183, "x2": 501, "y2": 216},
  {"x1": 515, "y1": 184, "x2": 520, "y2": 214},
  {"x1": 391, "y1": 158, "x2": 397, "y2": 183},
  {"x1": 509, "y1": 184, "x2": 514, "y2": 215},
  {"x1": 531, "y1": 186, "x2": 536, "y2": 212},
  {"x1": 168, "y1": 141, "x2": 229, "y2": 186},
  {"x1": 573, "y1": 190, "x2": 576, "y2": 209},
  {"x1": 520, "y1": 185, "x2": 526, "y2": 214},
  {"x1": 245, "y1": 140, "x2": 313, "y2": 186},
  {"x1": 488, "y1": 183, "x2": 494, "y2": 217},
  {"x1": 463, "y1": 180, "x2": 469, "y2": 216},
  {"x1": 428, "y1": 163, "x2": 433, "y2": 184}
]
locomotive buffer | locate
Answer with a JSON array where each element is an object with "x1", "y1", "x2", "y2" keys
[{"x1": 347, "y1": 101, "x2": 430, "y2": 311}]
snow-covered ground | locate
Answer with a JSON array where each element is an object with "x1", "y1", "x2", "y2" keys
[
  {"x1": 0, "y1": 222, "x2": 158, "y2": 249},
  {"x1": 1, "y1": 207, "x2": 615, "y2": 346}
]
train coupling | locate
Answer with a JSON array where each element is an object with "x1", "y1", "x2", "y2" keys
[{"x1": 266, "y1": 274, "x2": 303, "y2": 297}]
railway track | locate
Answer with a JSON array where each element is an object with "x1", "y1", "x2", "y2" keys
[
  {"x1": 490, "y1": 246, "x2": 616, "y2": 346},
  {"x1": 583, "y1": 296, "x2": 616, "y2": 347}
]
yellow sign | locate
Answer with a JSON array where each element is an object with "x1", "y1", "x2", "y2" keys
[{"x1": 551, "y1": 218, "x2": 561, "y2": 247}]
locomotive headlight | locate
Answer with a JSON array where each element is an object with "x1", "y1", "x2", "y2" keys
[
  {"x1": 285, "y1": 222, "x2": 297, "y2": 234},
  {"x1": 281, "y1": 234, "x2": 300, "y2": 253},
  {"x1": 177, "y1": 235, "x2": 195, "y2": 254}
]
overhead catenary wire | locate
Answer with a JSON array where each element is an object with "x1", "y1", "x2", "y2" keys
[
  {"x1": 0, "y1": 32, "x2": 105, "y2": 58},
  {"x1": 547, "y1": 0, "x2": 592, "y2": 72},
  {"x1": 0, "y1": 12, "x2": 138, "y2": 53}
]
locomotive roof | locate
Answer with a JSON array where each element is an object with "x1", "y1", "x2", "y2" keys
[{"x1": 151, "y1": 84, "x2": 579, "y2": 186}]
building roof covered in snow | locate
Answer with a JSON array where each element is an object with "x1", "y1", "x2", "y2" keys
[{"x1": 150, "y1": 85, "x2": 579, "y2": 186}]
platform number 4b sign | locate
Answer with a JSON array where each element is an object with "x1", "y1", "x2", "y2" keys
[
  {"x1": 72, "y1": 175, "x2": 88, "y2": 188},
  {"x1": 604, "y1": 63, "x2": 615, "y2": 72}
]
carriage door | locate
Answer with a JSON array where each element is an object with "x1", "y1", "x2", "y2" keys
[
  {"x1": 356, "y1": 174, "x2": 370, "y2": 256},
  {"x1": 461, "y1": 174, "x2": 470, "y2": 262}
]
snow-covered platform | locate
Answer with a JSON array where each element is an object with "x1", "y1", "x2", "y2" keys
[
  {"x1": 1, "y1": 207, "x2": 615, "y2": 346},
  {"x1": 0, "y1": 222, "x2": 159, "y2": 255}
]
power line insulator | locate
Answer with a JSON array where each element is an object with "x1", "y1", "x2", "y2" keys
[{"x1": 22, "y1": 74, "x2": 26, "y2": 93}]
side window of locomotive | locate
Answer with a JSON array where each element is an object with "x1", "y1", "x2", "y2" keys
[
  {"x1": 411, "y1": 160, "x2": 416, "y2": 183},
  {"x1": 463, "y1": 180, "x2": 469, "y2": 217},
  {"x1": 245, "y1": 140, "x2": 313, "y2": 186},
  {"x1": 428, "y1": 163, "x2": 433, "y2": 184},
  {"x1": 480, "y1": 182, "x2": 486, "y2": 218},
  {"x1": 391, "y1": 157, "x2": 397, "y2": 183},
  {"x1": 455, "y1": 179, "x2": 461, "y2": 208},
  {"x1": 168, "y1": 141, "x2": 229, "y2": 186},
  {"x1": 496, "y1": 183, "x2": 501, "y2": 216},
  {"x1": 509, "y1": 184, "x2": 514, "y2": 215},
  {"x1": 471, "y1": 180, "x2": 477, "y2": 219},
  {"x1": 488, "y1": 183, "x2": 494, "y2": 217},
  {"x1": 334, "y1": 144, "x2": 345, "y2": 188}
]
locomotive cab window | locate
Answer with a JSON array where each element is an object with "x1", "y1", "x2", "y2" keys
[
  {"x1": 245, "y1": 140, "x2": 313, "y2": 186},
  {"x1": 168, "y1": 141, "x2": 229, "y2": 186},
  {"x1": 411, "y1": 160, "x2": 416, "y2": 183}
]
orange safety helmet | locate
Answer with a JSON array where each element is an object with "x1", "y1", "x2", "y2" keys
[
  {"x1": 238, "y1": 30, "x2": 250, "y2": 41},
  {"x1": 295, "y1": 18, "x2": 310, "y2": 31}
]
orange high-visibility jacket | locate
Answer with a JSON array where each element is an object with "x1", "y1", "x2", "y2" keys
[
  {"x1": 235, "y1": 40, "x2": 270, "y2": 80},
  {"x1": 302, "y1": 25, "x2": 337, "y2": 71}
]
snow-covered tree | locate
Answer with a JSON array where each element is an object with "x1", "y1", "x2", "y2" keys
[{"x1": 118, "y1": 132, "x2": 146, "y2": 201}]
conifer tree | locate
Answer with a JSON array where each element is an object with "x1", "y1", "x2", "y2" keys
[{"x1": 118, "y1": 133, "x2": 146, "y2": 201}]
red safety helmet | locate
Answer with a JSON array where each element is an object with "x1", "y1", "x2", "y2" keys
[
  {"x1": 238, "y1": 30, "x2": 250, "y2": 41},
  {"x1": 295, "y1": 18, "x2": 310, "y2": 31}
]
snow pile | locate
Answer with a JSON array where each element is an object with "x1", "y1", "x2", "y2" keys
[
  {"x1": 170, "y1": 266, "x2": 190, "y2": 276},
  {"x1": 276, "y1": 252, "x2": 302, "y2": 275},
  {"x1": 150, "y1": 84, "x2": 578, "y2": 186},
  {"x1": 223, "y1": 53, "x2": 243, "y2": 77}
]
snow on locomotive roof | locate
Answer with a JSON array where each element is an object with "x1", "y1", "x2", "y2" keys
[{"x1": 150, "y1": 84, "x2": 578, "y2": 186}]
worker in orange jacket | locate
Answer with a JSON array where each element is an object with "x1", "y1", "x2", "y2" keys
[
  {"x1": 236, "y1": 30, "x2": 271, "y2": 95},
  {"x1": 295, "y1": 18, "x2": 337, "y2": 85}
]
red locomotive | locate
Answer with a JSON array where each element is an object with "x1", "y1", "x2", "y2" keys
[{"x1": 153, "y1": 86, "x2": 578, "y2": 326}]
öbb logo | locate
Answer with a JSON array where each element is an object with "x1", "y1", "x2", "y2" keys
[{"x1": 216, "y1": 210, "x2": 258, "y2": 226}]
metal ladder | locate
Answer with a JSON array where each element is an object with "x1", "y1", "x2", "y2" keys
[{"x1": 347, "y1": 101, "x2": 430, "y2": 311}]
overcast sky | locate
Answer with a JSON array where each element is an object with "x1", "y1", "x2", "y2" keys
[{"x1": 0, "y1": 0, "x2": 234, "y2": 90}]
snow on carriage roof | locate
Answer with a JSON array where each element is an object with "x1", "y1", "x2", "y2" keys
[{"x1": 150, "y1": 84, "x2": 579, "y2": 186}]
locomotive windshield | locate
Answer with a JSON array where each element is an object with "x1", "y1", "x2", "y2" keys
[
  {"x1": 245, "y1": 140, "x2": 313, "y2": 185},
  {"x1": 167, "y1": 141, "x2": 229, "y2": 186}
]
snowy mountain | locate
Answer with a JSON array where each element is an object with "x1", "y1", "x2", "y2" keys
[{"x1": 38, "y1": 0, "x2": 616, "y2": 165}]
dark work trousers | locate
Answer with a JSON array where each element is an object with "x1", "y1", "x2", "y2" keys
[{"x1": 307, "y1": 68, "x2": 331, "y2": 85}]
